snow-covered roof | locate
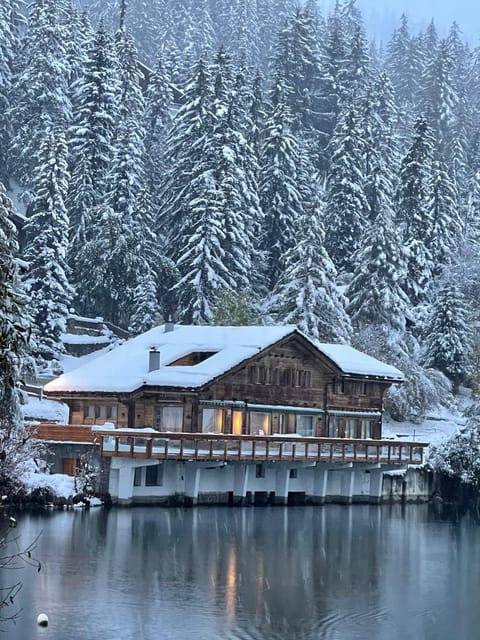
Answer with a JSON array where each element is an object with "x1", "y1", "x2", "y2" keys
[
  {"x1": 44, "y1": 324, "x2": 403, "y2": 395},
  {"x1": 317, "y1": 343, "x2": 404, "y2": 382}
]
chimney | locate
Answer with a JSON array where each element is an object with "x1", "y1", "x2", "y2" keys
[
  {"x1": 149, "y1": 347, "x2": 160, "y2": 372},
  {"x1": 164, "y1": 319, "x2": 175, "y2": 333}
]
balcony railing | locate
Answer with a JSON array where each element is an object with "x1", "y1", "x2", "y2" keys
[
  {"x1": 96, "y1": 430, "x2": 428, "y2": 465},
  {"x1": 28, "y1": 425, "x2": 428, "y2": 465}
]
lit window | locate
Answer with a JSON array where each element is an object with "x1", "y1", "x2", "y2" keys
[
  {"x1": 232, "y1": 411, "x2": 243, "y2": 435},
  {"x1": 250, "y1": 412, "x2": 270, "y2": 435},
  {"x1": 202, "y1": 408, "x2": 223, "y2": 433}
]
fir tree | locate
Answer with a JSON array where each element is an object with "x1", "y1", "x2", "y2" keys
[
  {"x1": 324, "y1": 106, "x2": 368, "y2": 273},
  {"x1": 396, "y1": 115, "x2": 435, "y2": 305},
  {"x1": 423, "y1": 281, "x2": 473, "y2": 390},
  {"x1": 259, "y1": 98, "x2": 304, "y2": 290},
  {"x1": 68, "y1": 22, "x2": 119, "y2": 262},
  {"x1": 22, "y1": 132, "x2": 73, "y2": 364},
  {"x1": 269, "y1": 201, "x2": 351, "y2": 344},
  {"x1": 9, "y1": 0, "x2": 72, "y2": 187},
  {"x1": 0, "y1": 182, "x2": 38, "y2": 490}
]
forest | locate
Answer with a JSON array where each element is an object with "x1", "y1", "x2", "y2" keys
[{"x1": 1, "y1": 0, "x2": 479, "y2": 425}]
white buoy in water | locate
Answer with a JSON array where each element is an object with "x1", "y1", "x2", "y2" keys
[{"x1": 37, "y1": 613, "x2": 49, "y2": 627}]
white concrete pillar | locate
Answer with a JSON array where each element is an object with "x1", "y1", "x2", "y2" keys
[
  {"x1": 369, "y1": 469, "x2": 384, "y2": 504},
  {"x1": 117, "y1": 466, "x2": 135, "y2": 503},
  {"x1": 312, "y1": 465, "x2": 329, "y2": 504},
  {"x1": 233, "y1": 463, "x2": 250, "y2": 505},
  {"x1": 340, "y1": 468, "x2": 355, "y2": 504},
  {"x1": 274, "y1": 468, "x2": 290, "y2": 505},
  {"x1": 185, "y1": 464, "x2": 201, "y2": 506}
]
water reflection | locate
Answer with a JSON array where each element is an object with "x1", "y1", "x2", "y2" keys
[{"x1": 3, "y1": 504, "x2": 480, "y2": 640}]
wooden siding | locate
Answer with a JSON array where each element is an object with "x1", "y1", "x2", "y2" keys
[{"x1": 46, "y1": 334, "x2": 397, "y2": 438}]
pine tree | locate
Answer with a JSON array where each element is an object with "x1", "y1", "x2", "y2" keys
[
  {"x1": 346, "y1": 179, "x2": 410, "y2": 336},
  {"x1": 385, "y1": 14, "x2": 421, "y2": 107},
  {"x1": 9, "y1": 0, "x2": 72, "y2": 187},
  {"x1": 22, "y1": 132, "x2": 73, "y2": 364},
  {"x1": 396, "y1": 115, "x2": 435, "y2": 306},
  {"x1": 423, "y1": 281, "x2": 473, "y2": 390},
  {"x1": 430, "y1": 160, "x2": 462, "y2": 270},
  {"x1": 259, "y1": 98, "x2": 304, "y2": 290},
  {"x1": 144, "y1": 53, "x2": 173, "y2": 204},
  {"x1": 269, "y1": 200, "x2": 351, "y2": 344},
  {"x1": 0, "y1": 182, "x2": 38, "y2": 490},
  {"x1": 74, "y1": 203, "x2": 136, "y2": 327},
  {"x1": 324, "y1": 106, "x2": 368, "y2": 273},
  {"x1": 0, "y1": 1, "x2": 21, "y2": 182},
  {"x1": 68, "y1": 22, "x2": 119, "y2": 263}
]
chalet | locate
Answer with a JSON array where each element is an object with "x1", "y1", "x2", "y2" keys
[
  {"x1": 44, "y1": 323, "x2": 402, "y2": 439},
  {"x1": 40, "y1": 324, "x2": 429, "y2": 506}
]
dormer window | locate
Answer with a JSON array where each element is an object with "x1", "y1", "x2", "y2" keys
[{"x1": 167, "y1": 351, "x2": 218, "y2": 366}]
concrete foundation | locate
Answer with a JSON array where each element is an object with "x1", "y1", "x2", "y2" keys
[{"x1": 107, "y1": 459, "x2": 433, "y2": 506}]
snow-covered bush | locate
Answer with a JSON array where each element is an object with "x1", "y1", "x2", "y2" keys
[{"x1": 429, "y1": 402, "x2": 480, "y2": 487}]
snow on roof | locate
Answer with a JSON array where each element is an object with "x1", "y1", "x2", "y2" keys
[
  {"x1": 44, "y1": 324, "x2": 403, "y2": 395},
  {"x1": 45, "y1": 325, "x2": 297, "y2": 394},
  {"x1": 317, "y1": 343, "x2": 404, "y2": 381}
]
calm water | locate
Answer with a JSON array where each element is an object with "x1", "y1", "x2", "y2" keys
[{"x1": 3, "y1": 504, "x2": 480, "y2": 640}]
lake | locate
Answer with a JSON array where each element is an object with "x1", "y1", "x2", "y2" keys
[{"x1": 2, "y1": 504, "x2": 480, "y2": 640}]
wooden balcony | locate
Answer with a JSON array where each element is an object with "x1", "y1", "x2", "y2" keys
[
  {"x1": 96, "y1": 430, "x2": 428, "y2": 466},
  {"x1": 28, "y1": 425, "x2": 428, "y2": 466}
]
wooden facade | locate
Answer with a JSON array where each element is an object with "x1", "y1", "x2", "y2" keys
[{"x1": 46, "y1": 334, "x2": 395, "y2": 440}]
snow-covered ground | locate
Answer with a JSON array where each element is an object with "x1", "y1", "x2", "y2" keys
[{"x1": 383, "y1": 406, "x2": 465, "y2": 447}]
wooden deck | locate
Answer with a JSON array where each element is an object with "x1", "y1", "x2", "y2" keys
[{"x1": 29, "y1": 425, "x2": 428, "y2": 465}]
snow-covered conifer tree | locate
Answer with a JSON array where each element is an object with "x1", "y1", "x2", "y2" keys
[
  {"x1": 324, "y1": 106, "x2": 368, "y2": 273},
  {"x1": 423, "y1": 281, "x2": 473, "y2": 390},
  {"x1": 259, "y1": 97, "x2": 304, "y2": 290},
  {"x1": 269, "y1": 194, "x2": 351, "y2": 344},
  {"x1": 9, "y1": 0, "x2": 72, "y2": 187},
  {"x1": 396, "y1": 115, "x2": 435, "y2": 306},
  {"x1": 68, "y1": 22, "x2": 119, "y2": 264},
  {"x1": 0, "y1": 182, "x2": 40, "y2": 490},
  {"x1": 22, "y1": 132, "x2": 73, "y2": 364}
]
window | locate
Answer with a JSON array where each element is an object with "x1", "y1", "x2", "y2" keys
[
  {"x1": 155, "y1": 406, "x2": 183, "y2": 432},
  {"x1": 202, "y1": 408, "x2": 223, "y2": 433},
  {"x1": 145, "y1": 464, "x2": 163, "y2": 486},
  {"x1": 86, "y1": 405, "x2": 95, "y2": 418},
  {"x1": 250, "y1": 412, "x2": 270, "y2": 435},
  {"x1": 345, "y1": 418, "x2": 357, "y2": 439},
  {"x1": 96, "y1": 405, "x2": 107, "y2": 419},
  {"x1": 347, "y1": 380, "x2": 367, "y2": 395},
  {"x1": 328, "y1": 416, "x2": 343, "y2": 438},
  {"x1": 289, "y1": 468, "x2": 298, "y2": 479},
  {"x1": 232, "y1": 411, "x2": 243, "y2": 435},
  {"x1": 360, "y1": 419, "x2": 372, "y2": 439},
  {"x1": 134, "y1": 467, "x2": 142, "y2": 486},
  {"x1": 296, "y1": 415, "x2": 315, "y2": 437},
  {"x1": 109, "y1": 405, "x2": 118, "y2": 420},
  {"x1": 256, "y1": 463, "x2": 265, "y2": 478},
  {"x1": 334, "y1": 380, "x2": 345, "y2": 394}
]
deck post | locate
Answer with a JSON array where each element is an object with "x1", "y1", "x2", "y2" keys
[
  {"x1": 184, "y1": 463, "x2": 201, "y2": 507},
  {"x1": 273, "y1": 467, "x2": 290, "y2": 505},
  {"x1": 233, "y1": 463, "x2": 250, "y2": 505},
  {"x1": 312, "y1": 465, "x2": 329, "y2": 504}
]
